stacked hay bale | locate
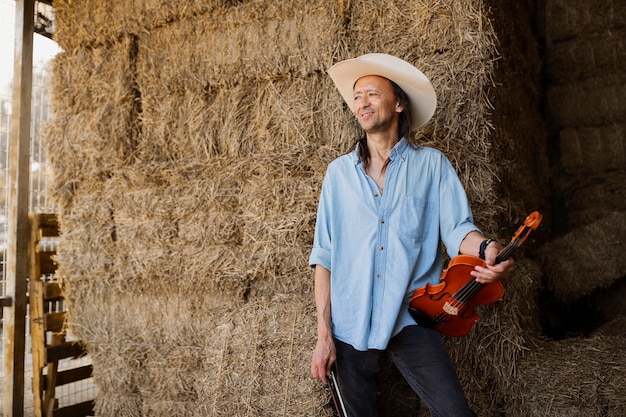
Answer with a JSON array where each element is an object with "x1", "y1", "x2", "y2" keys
[
  {"x1": 46, "y1": 0, "x2": 553, "y2": 416},
  {"x1": 50, "y1": 1, "x2": 346, "y2": 415},
  {"x1": 540, "y1": 212, "x2": 626, "y2": 307}
]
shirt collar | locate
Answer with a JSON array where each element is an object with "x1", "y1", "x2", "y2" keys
[{"x1": 353, "y1": 137, "x2": 410, "y2": 165}]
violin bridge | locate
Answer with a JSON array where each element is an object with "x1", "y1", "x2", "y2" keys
[{"x1": 443, "y1": 301, "x2": 460, "y2": 316}]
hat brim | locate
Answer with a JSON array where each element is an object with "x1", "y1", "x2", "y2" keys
[{"x1": 328, "y1": 53, "x2": 437, "y2": 130}]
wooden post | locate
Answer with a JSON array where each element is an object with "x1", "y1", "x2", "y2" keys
[
  {"x1": 28, "y1": 279, "x2": 45, "y2": 417},
  {"x1": 2, "y1": 0, "x2": 35, "y2": 416}
]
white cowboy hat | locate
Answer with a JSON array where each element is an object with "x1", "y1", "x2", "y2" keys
[{"x1": 327, "y1": 53, "x2": 437, "y2": 130}]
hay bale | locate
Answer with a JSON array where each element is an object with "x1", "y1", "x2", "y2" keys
[
  {"x1": 540, "y1": 211, "x2": 626, "y2": 304},
  {"x1": 103, "y1": 165, "x2": 254, "y2": 302},
  {"x1": 54, "y1": 186, "x2": 117, "y2": 301},
  {"x1": 505, "y1": 336, "x2": 626, "y2": 417},
  {"x1": 559, "y1": 123, "x2": 626, "y2": 176},
  {"x1": 77, "y1": 293, "x2": 332, "y2": 417},
  {"x1": 45, "y1": 38, "x2": 139, "y2": 210},
  {"x1": 558, "y1": 171, "x2": 626, "y2": 229},
  {"x1": 53, "y1": 0, "x2": 226, "y2": 52},
  {"x1": 546, "y1": 28, "x2": 626, "y2": 83},
  {"x1": 134, "y1": 72, "x2": 351, "y2": 163},
  {"x1": 545, "y1": 0, "x2": 626, "y2": 43},
  {"x1": 241, "y1": 169, "x2": 318, "y2": 296},
  {"x1": 547, "y1": 75, "x2": 626, "y2": 129},
  {"x1": 134, "y1": 1, "x2": 344, "y2": 89},
  {"x1": 591, "y1": 316, "x2": 626, "y2": 337}
]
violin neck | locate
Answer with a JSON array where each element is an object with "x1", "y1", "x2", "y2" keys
[{"x1": 494, "y1": 240, "x2": 519, "y2": 264}]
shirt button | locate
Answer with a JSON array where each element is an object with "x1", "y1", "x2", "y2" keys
[
  {"x1": 377, "y1": 274, "x2": 382, "y2": 279},
  {"x1": 379, "y1": 246, "x2": 384, "y2": 251},
  {"x1": 380, "y1": 219, "x2": 385, "y2": 224}
]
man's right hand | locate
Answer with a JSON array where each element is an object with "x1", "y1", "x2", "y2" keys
[{"x1": 311, "y1": 335, "x2": 336, "y2": 384}]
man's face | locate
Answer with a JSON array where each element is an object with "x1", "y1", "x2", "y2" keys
[{"x1": 353, "y1": 75, "x2": 403, "y2": 134}]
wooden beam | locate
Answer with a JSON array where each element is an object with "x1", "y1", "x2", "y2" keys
[
  {"x1": 0, "y1": 296, "x2": 13, "y2": 307},
  {"x1": 52, "y1": 400, "x2": 95, "y2": 417},
  {"x1": 43, "y1": 281, "x2": 64, "y2": 301},
  {"x1": 1, "y1": 1, "x2": 35, "y2": 416},
  {"x1": 43, "y1": 365, "x2": 93, "y2": 389},
  {"x1": 46, "y1": 342, "x2": 87, "y2": 363}
]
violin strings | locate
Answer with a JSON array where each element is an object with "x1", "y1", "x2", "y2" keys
[
  {"x1": 447, "y1": 236, "x2": 523, "y2": 309},
  {"x1": 431, "y1": 225, "x2": 533, "y2": 327}
]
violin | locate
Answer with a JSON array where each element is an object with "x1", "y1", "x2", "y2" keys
[{"x1": 408, "y1": 211, "x2": 542, "y2": 337}]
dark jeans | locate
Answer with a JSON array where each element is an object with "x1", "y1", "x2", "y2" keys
[{"x1": 334, "y1": 325, "x2": 474, "y2": 417}]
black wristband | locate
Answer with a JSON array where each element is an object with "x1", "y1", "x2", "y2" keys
[{"x1": 479, "y1": 238, "x2": 495, "y2": 260}]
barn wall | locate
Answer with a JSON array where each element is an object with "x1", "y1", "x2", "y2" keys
[{"x1": 40, "y1": 0, "x2": 593, "y2": 415}]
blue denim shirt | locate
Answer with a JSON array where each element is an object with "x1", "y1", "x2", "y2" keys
[{"x1": 309, "y1": 138, "x2": 480, "y2": 350}]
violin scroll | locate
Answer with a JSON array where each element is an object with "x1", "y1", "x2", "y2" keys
[{"x1": 510, "y1": 211, "x2": 543, "y2": 246}]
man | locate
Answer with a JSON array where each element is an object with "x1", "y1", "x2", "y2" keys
[{"x1": 309, "y1": 53, "x2": 514, "y2": 416}]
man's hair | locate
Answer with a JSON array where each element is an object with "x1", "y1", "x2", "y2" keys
[
  {"x1": 390, "y1": 80, "x2": 413, "y2": 141},
  {"x1": 356, "y1": 78, "x2": 415, "y2": 169}
]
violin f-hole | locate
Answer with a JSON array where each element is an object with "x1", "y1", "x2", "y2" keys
[{"x1": 429, "y1": 291, "x2": 451, "y2": 303}]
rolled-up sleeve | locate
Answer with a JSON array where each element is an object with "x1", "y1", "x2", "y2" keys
[{"x1": 309, "y1": 171, "x2": 333, "y2": 271}]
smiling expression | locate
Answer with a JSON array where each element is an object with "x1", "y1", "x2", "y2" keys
[{"x1": 353, "y1": 75, "x2": 404, "y2": 135}]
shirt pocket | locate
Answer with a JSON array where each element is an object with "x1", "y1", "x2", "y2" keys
[{"x1": 391, "y1": 196, "x2": 433, "y2": 242}]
